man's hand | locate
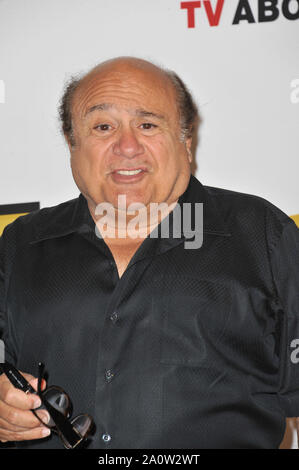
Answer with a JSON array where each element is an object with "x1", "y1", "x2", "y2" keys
[{"x1": 0, "y1": 371, "x2": 51, "y2": 442}]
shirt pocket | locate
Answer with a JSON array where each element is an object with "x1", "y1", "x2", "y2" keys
[{"x1": 158, "y1": 276, "x2": 233, "y2": 366}]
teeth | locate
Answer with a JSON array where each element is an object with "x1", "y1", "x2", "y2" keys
[{"x1": 116, "y1": 169, "x2": 143, "y2": 175}]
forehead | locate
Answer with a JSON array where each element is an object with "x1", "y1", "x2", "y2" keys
[{"x1": 72, "y1": 65, "x2": 178, "y2": 122}]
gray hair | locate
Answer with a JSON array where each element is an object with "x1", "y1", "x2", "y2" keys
[{"x1": 58, "y1": 62, "x2": 198, "y2": 147}]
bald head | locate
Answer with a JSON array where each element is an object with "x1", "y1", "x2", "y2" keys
[
  {"x1": 85, "y1": 56, "x2": 169, "y2": 78},
  {"x1": 59, "y1": 56, "x2": 197, "y2": 147}
]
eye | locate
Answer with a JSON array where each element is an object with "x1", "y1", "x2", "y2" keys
[
  {"x1": 94, "y1": 124, "x2": 112, "y2": 132},
  {"x1": 140, "y1": 123, "x2": 157, "y2": 130}
]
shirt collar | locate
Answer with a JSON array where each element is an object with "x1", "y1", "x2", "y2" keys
[
  {"x1": 177, "y1": 174, "x2": 231, "y2": 237},
  {"x1": 147, "y1": 174, "x2": 231, "y2": 257},
  {"x1": 30, "y1": 174, "x2": 231, "y2": 245},
  {"x1": 30, "y1": 194, "x2": 94, "y2": 244}
]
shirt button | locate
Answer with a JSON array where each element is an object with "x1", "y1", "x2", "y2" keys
[
  {"x1": 102, "y1": 433, "x2": 111, "y2": 443},
  {"x1": 110, "y1": 312, "x2": 118, "y2": 323},
  {"x1": 105, "y1": 370, "x2": 114, "y2": 382}
]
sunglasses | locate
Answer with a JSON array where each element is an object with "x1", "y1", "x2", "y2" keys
[{"x1": 0, "y1": 361, "x2": 94, "y2": 449}]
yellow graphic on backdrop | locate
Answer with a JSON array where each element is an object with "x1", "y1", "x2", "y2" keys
[
  {"x1": 0, "y1": 202, "x2": 40, "y2": 236},
  {"x1": 0, "y1": 213, "x2": 28, "y2": 236},
  {"x1": 291, "y1": 214, "x2": 299, "y2": 227}
]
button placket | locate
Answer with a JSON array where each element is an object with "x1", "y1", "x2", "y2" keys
[
  {"x1": 102, "y1": 433, "x2": 111, "y2": 443},
  {"x1": 95, "y1": 260, "x2": 153, "y2": 449},
  {"x1": 105, "y1": 369, "x2": 114, "y2": 382},
  {"x1": 110, "y1": 311, "x2": 118, "y2": 323}
]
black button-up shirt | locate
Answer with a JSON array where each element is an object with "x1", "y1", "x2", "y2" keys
[{"x1": 1, "y1": 175, "x2": 299, "y2": 449}]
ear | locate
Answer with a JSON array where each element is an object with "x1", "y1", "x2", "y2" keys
[
  {"x1": 64, "y1": 133, "x2": 74, "y2": 152},
  {"x1": 185, "y1": 137, "x2": 192, "y2": 163}
]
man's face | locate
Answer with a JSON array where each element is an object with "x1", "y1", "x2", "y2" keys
[{"x1": 69, "y1": 61, "x2": 192, "y2": 217}]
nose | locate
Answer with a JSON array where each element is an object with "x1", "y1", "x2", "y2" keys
[{"x1": 112, "y1": 126, "x2": 144, "y2": 159}]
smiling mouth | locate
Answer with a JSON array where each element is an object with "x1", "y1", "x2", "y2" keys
[
  {"x1": 115, "y1": 169, "x2": 144, "y2": 175},
  {"x1": 110, "y1": 167, "x2": 148, "y2": 183}
]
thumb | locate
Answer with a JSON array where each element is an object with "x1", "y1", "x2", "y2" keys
[
  {"x1": 21, "y1": 372, "x2": 47, "y2": 392},
  {"x1": 28, "y1": 377, "x2": 47, "y2": 392}
]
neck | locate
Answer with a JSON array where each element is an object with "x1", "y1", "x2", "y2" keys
[{"x1": 87, "y1": 199, "x2": 178, "y2": 245}]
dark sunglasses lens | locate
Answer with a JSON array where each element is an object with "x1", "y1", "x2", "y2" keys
[
  {"x1": 72, "y1": 414, "x2": 93, "y2": 437},
  {"x1": 60, "y1": 414, "x2": 93, "y2": 449},
  {"x1": 40, "y1": 387, "x2": 70, "y2": 428},
  {"x1": 43, "y1": 387, "x2": 70, "y2": 413}
]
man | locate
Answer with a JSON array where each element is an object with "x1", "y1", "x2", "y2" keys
[{"x1": 0, "y1": 57, "x2": 298, "y2": 449}]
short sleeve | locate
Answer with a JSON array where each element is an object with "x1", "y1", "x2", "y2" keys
[
  {"x1": 0, "y1": 234, "x2": 5, "y2": 360},
  {"x1": 0, "y1": 228, "x2": 17, "y2": 365},
  {"x1": 269, "y1": 217, "x2": 299, "y2": 416}
]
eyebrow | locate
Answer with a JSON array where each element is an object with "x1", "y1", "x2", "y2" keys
[
  {"x1": 135, "y1": 108, "x2": 166, "y2": 121},
  {"x1": 85, "y1": 103, "x2": 112, "y2": 116},
  {"x1": 84, "y1": 103, "x2": 166, "y2": 121}
]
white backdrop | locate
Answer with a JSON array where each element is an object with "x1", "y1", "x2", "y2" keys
[{"x1": 0, "y1": 0, "x2": 298, "y2": 447}]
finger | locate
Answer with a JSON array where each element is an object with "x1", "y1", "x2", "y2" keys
[
  {"x1": 0, "y1": 381, "x2": 41, "y2": 410},
  {"x1": 0, "y1": 409, "x2": 50, "y2": 432},
  {"x1": 27, "y1": 377, "x2": 47, "y2": 392},
  {"x1": 0, "y1": 400, "x2": 49, "y2": 429},
  {"x1": 0, "y1": 370, "x2": 36, "y2": 390},
  {"x1": 0, "y1": 372, "x2": 47, "y2": 410},
  {"x1": 0, "y1": 415, "x2": 39, "y2": 432},
  {"x1": 0, "y1": 369, "x2": 46, "y2": 395},
  {"x1": 0, "y1": 424, "x2": 51, "y2": 442}
]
